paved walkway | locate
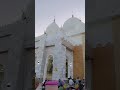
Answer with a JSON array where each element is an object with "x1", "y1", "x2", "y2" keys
[
  {"x1": 36, "y1": 83, "x2": 86, "y2": 90},
  {"x1": 36, "y1": 84, "x2": 56, "y2": 90}
]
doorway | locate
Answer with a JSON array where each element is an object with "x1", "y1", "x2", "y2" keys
[{"x1": 46, "y1": 55, "x2": 53, "y2": 80}]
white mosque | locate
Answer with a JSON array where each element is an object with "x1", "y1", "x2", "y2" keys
[{"x1": 35, "y1": 15, "x2": 85, "y2": 81}]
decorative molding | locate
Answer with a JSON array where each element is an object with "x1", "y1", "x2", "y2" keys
[{"x1": 62, "y1": 39, "x2": 73, "y2": 50}]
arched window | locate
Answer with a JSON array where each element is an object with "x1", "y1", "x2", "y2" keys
[
  {"x1": 66, "y1": 59, "x2": 68, "y2": 78},
  {"x1": 46, "y1": 55, "x2": 53, "y2": 80}
]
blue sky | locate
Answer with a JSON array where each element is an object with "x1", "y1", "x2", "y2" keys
[{"x1": 35, "y1": 0, "x2": 85, "y2": 37}]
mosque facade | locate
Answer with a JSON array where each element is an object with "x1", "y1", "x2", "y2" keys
[{"x1": 35, "y1": 15, "x2": 85, "y2": 81}]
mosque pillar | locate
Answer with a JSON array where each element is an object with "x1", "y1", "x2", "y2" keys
[
  {"x1": 73, "y1": 45, "x2": 84, "y2": 79},
  {"x1": 52, "y1": 41, "x2": 66, "y2": 80}
]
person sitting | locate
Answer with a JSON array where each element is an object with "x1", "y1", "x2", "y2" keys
[
  {"x1": 79, "y1": 79, "x2": 84, "y2": 90},
  {"x1": 58, "y1": 79, "x2": 63, "y2": 88},
  {"x1": 69, "y1": 78, "x2": 74, "y2": 89},
  {"x1": 76, "y1": 77, "x2": 80, "y2": 84},
  {"x1": 58, "y1": 86, "x2": 64, "y2": 90},
  {"x1": 75, "y1": 84, "x2": 79, "y2": 90}
]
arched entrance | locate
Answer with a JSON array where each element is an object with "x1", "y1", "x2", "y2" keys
[
  {"x1": 46, "y1": 55, "x2": 53, "y2": 80},
  {"x1": 0, "y1": 64, "x2": 4, "y2": 89}
]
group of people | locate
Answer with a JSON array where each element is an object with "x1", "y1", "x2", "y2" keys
[
  {"x1": 58, "y1": 76, "x2": 85, "y2": 90},
  {"x1": 41, "y1": 77, "x2": 85, "y2": 90}
]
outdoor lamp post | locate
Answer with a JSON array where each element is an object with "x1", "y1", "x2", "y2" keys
[{"x1": 38, "y1": 61, "x2": 40, "y2": 64}]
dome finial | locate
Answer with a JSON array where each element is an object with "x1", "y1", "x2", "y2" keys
[
  {"x1": 54, "y1": 16, "x2": 55, "y2": 22},
  {"x1": 72, "y1": 11, "x2": 74, "y2": 18},
  {"x1": 72, "y1": 14, "x2": 74, "y2": 18}
]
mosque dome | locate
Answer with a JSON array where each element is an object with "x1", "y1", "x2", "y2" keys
[
  {"x1": 46, "y1": 21, "x2": 60, "y2": 35},
  {"x1": 63, "y1": 15, "x2": 85, "y2": 36}
]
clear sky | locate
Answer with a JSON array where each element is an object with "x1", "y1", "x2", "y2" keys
[{"x1": 35, "y1": 0, "x2": 85, "y2": 37}]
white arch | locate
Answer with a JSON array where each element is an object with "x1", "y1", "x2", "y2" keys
[{"x1": 43, "y1": 54, "x2": 54, "y2": 81}]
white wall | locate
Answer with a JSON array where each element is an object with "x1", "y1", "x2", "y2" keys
[{"x1": 35, "y1": 35, "x2": 46, "y2": 78}]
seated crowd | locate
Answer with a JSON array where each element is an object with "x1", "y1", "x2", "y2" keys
[{"x1": 41, "y1": 76, "x2": 85, "y2": 90}]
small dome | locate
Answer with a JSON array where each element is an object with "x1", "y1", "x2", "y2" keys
[
  {"x1": 63, "y1": 16, "x2": 85, "y2": 36},
  {"x1": 46, "y1": 22, "x2": 60, "y2": 35}
]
